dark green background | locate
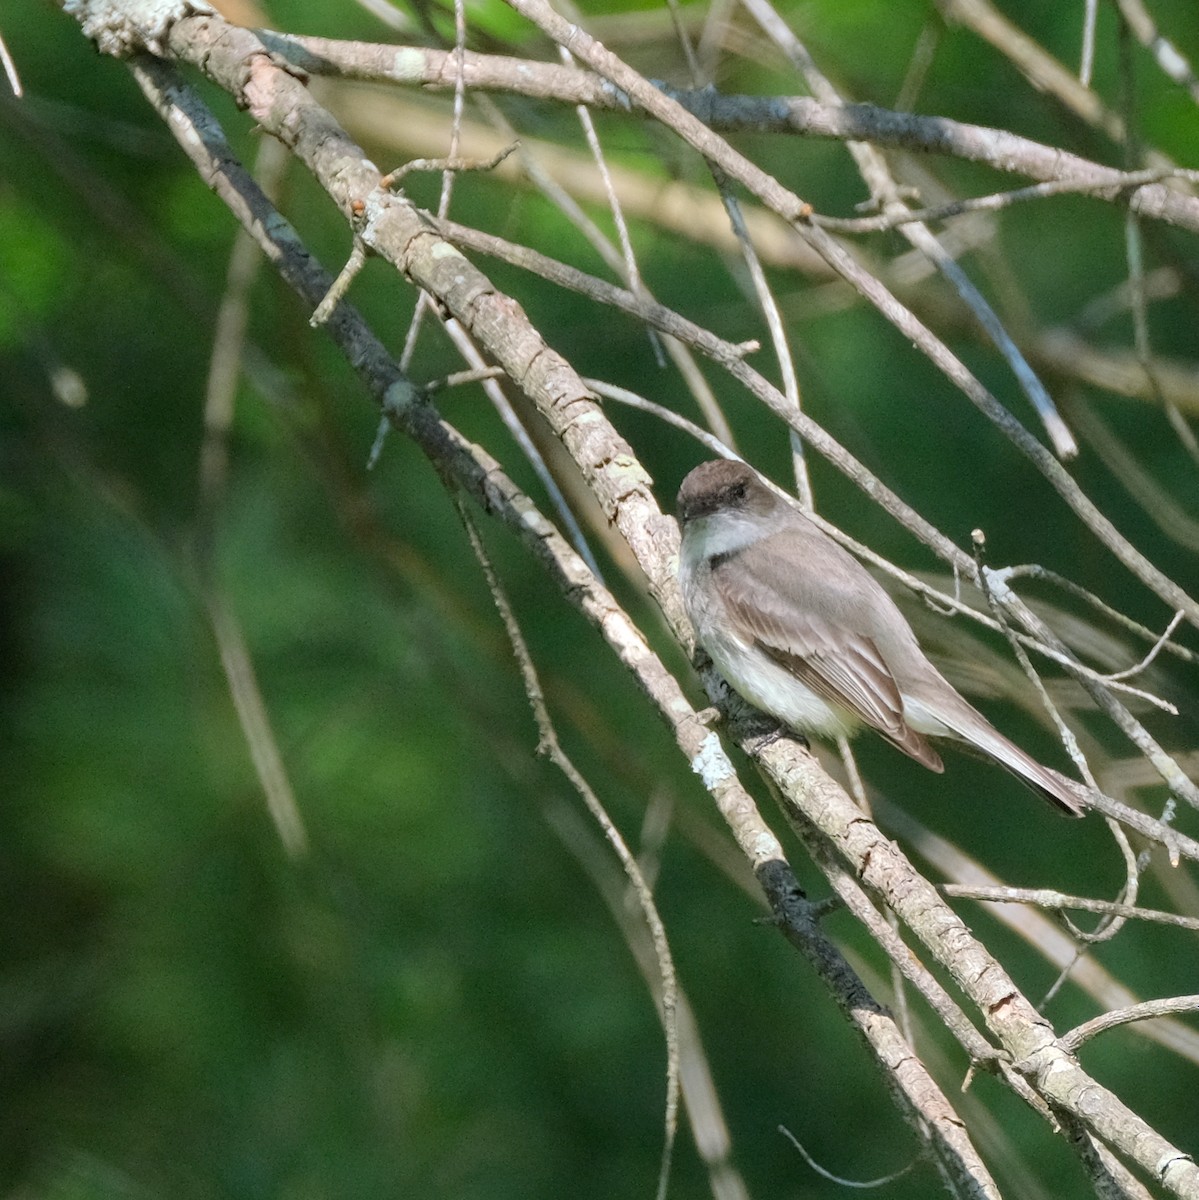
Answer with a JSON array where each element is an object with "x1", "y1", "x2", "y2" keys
[{"x1": 2, "y1": 1, "x2": 1197, "y2": 1196}]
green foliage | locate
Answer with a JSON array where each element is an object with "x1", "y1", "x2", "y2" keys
[{"x1": 0, "y1": 197, "x2": 70, "y2": 344}]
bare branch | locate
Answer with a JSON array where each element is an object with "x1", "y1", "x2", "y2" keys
[
  {"x1": 453, "y1": 496, "x2": 679, "y2": 1200},
  {"x1": 741, "y1": 0, "x2": 1075, "y2": 458},
  {"x1": 778, "y1": 1124, "x2": 917, "y2": 1189},
  {"x1": 1063, "y1": 996, "x2": 1199, "y2": 1054},
  {"x1": 1114, "y1": 0, "x2": 1199, "y2": 105},
  {"x1": 0, "y1": 28, "x2": 23, "y2": 97},
  {"x1": 260, "y1": 33, "x2": 1199, "y2": 233},
  {"x1": 942, "y1": 886, "x2": 1199, "y2": 932}
]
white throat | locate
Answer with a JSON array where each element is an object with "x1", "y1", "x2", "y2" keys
[{"x1": 681, "y1": 509, "x2": 769, "y2": 569}]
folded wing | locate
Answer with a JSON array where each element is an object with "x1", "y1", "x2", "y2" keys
[{"x1": 711, "y1": 543, "x2": 944, "y2": 772}]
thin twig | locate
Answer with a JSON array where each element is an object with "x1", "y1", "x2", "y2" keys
[
  {"x1": 585, "y1": 379, "x2": 738, "y2": 459},
  {"x1": 809, "y1": 168, "x2": 1199, "y2": 233},
  {"x1": 1079, "y1": 0, "x2": 1098, "y2": 87},
  {"x1": 942, "y1": 886, "x2": 1199, "y2": 932},
  {"x1": 392, "y1": 0, "x2": 472, "y2": 433},
  {"x1": 0, "y1": 29, "x2": 22, "y2": 97},
  {"x1": 1060, "y1": 826, "x2": 1138, "y2": 947},
  {"x1": 442, "y1": 318, "x2": 605, "y2": 581},
  {"x1": 1104, "y1": 611, "x2": 1186, "y2": 682},
  {"x1": 1114, "y1": 0, "x2": 1199, "y2": 106},
  {"x1": 894, "y1": 21, "x2": 940, "y2": 112},
  {"x1": 468, "y1": 93, "x2": 738, "y2": 447},
  {"x1": 451, "y1": 495, "x2": 680, "y2": 1200},
  {"x1": 1062, "y1": 996, "x2": 1199, "y2": 1054},
  {"x1": 423, "y1": 365, "x2": 507, "y2": 392},
  {"x1": 778, "y1": 1125, "x2": 917, "y2": 1189},
  {"x1": 931, "y1": 0, "x2": 1128, "y2": 143},
  {"x1": 540, "y1": 798, "x2": 751, "y2": 1200},
  {"x1": 378, "y1": 141, "x2": 518, "y2": 189},
  {"x1": 1001, "y1": 562, "x2": 1196, "y2": 664},
  {"x1": 1066, "y1": 379, "x2": 1199, "y2": 558},
  {"x1": 974, "y1": 535, "x2": 1094, "y2": 786},
  {"x1": 713, "y1": 159, "x2": 812, "y2": 505},
  {"x1": 741, "y1": 0, "x2": 1076, "y2": 459},
  {"x1": 205, "y1": 590, "x2": 310, "y2": 858},
  {"x1": 310, "y1": 235, "x2": 367, "y2": 327},
  {"x1": 197, "y1": 134, "x2": 309, "y2": 859},
  {"x1": 1033, "y1": 329, "x2": 1199, "y2": 415},
  {"x1": 554, "y1": 34, "x2": 655, "y2": 359},
  {"x1": 974, "y1": 534, "x2": 1153, "y2": 926}
]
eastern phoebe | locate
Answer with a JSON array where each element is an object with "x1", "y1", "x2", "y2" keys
[{"x1": 677, "y1": 459, "x2": 1085, "y2": 816}]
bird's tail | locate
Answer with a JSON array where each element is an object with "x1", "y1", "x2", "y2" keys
[{"x1": 940, "y1": 704, "x2": 1087, "y2": 817}]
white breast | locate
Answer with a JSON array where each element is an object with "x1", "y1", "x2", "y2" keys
[
  {"x1": 700, "y1": 618, "x2": 859, "y2": 738},
  {"x1": 679, "y1": 517, "x2": 859, "y2": 740}
]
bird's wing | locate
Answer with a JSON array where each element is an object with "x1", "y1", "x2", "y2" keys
[{"x1": 712, "y1": 537, "x2": 943, "y2": 771}]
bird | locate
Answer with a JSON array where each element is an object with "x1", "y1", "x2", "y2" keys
[{"x1": 676, "y1": 458, "x2": 1085, "y2": 816}]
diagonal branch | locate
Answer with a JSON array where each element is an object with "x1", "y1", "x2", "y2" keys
[{"x1": 260, "y1": 33, "x2": 1199, "y2": 233}]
